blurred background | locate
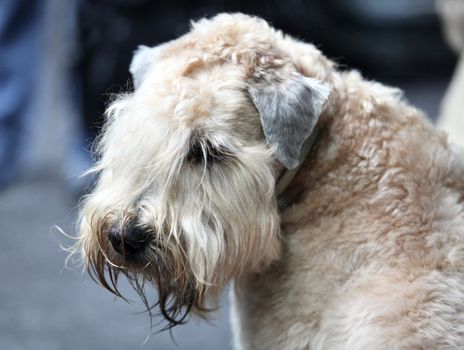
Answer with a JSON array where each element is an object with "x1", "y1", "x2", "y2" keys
[{"x1": 0, "y1": 0, "x2": 459, "y2": 349}]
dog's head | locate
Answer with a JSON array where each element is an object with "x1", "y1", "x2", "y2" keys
[{"x1": 78, "y1": 13, "x2": 333, "y2": 326}]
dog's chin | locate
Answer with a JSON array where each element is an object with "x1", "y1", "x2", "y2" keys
[{"x1": 86, "y1": 247, "x2": 205, "y2": 329}]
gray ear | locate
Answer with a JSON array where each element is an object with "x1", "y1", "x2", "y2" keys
[
  {"x1": 129, "y1": 45, "x2": 159, "y2": 89},
  {"x1": 248, "y1": 73, "x2": 330, "y2": 169}
]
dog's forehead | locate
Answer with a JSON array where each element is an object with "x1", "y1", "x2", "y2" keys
[
  {"x1": 129, "y1": 51, "x2": 263, "y2": 144},
  {"x1": 126, "y1": 15, "x2": 281, "y2": 142},
  {"x1": 135, "y1": 64, "x2": 249, "y2": 127}
]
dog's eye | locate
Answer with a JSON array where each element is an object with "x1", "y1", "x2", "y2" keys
[{"x1": 187, "y1": 141, "x2": 229, "y2": 164}]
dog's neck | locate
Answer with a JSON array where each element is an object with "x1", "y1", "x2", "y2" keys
[
  {"x1": 275, "y1": 71, "x2": 370, "y2": 216},
  {"x1": 276, "y1": 128, "x2": 326, "y2": 211},
  {"x1": 276, "y1": 123, "x2": 323, "y2": 208},
  {"x1": 275, "y1": 70, "x2": 414, "y2": 232},
  {"x1": 276, "y1": 71, "x2": 345, "y2": 209}
]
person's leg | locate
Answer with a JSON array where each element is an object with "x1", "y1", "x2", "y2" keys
[{"x1": 0, "y1": 0, "x2": 43, "y2": 189}]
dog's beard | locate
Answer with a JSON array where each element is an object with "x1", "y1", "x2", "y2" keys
[
  {"x1": 78, "y1": 138, "x2": 281, "y2": 329},
  {"x1": 80, "y1": 203, "x2": 280, "y2": 330},
  {"x1": 84, "y1": 226, "x2": 208, "y2": 329}
]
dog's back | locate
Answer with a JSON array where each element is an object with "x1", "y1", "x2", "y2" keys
[{"x1": 233, "y1": 71, "x2": 464, "y2": 349}]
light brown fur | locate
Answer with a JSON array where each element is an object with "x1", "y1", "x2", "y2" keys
[
  {"x1": 234, "y1": 69, "x2": 464, "y2": 349},
  {"x1": 77, "y1": 13, "x2": 464, "y2": 349}
]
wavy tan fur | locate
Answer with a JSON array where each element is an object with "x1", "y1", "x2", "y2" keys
[{"x1": 77, "y1": 13, "x2": 464, "y2": 348}]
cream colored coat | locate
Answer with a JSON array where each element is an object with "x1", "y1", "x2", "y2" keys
[{"x1": 78, "y1": 13, "x2": 464, "y2": 349}]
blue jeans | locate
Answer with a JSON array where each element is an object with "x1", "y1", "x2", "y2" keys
[{"x1": 0, "y1": 0, "x2": 44, "y2": 188}]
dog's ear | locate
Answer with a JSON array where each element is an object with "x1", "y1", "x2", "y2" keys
[
  {"x1": 129, "y1": 45, "x2": 158, "y2": 89},
  {"x1": 248, "y1": 72, "x2": 330, "y2": 169}
]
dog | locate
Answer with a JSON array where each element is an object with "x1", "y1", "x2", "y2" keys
[{"x1": 77, "y1": 13, "x2": 464, "y2": 349}]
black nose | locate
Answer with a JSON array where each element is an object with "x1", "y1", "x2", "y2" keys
[{"x1": 108, "y1": 223, "x2": 151, "y2": 256}]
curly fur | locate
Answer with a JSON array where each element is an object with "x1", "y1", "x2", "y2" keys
[{"x1": 76, "y1": 13, "x2": 464, "y2": 348}]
